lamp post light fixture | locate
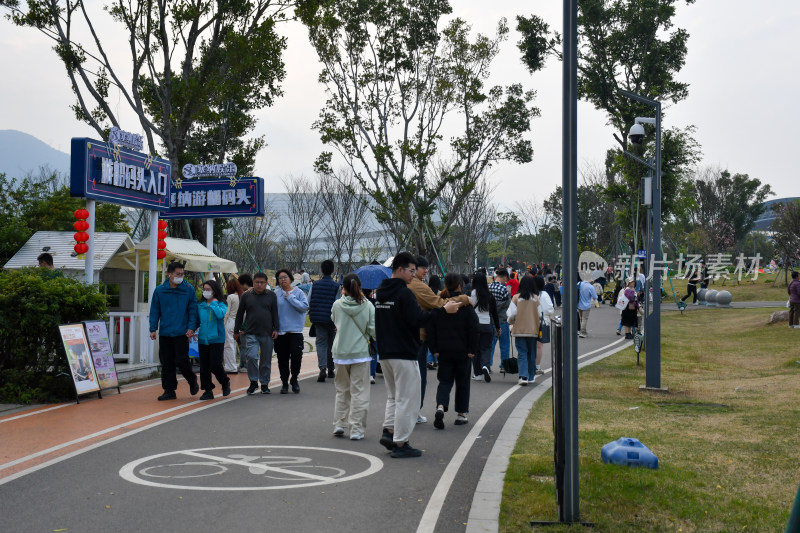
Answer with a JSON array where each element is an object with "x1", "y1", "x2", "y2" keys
[{"x1": 619, "y1": 90, "x2": 667, "y2": 392}]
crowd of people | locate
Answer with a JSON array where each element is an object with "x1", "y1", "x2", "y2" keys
[
  {"x1": 145, "y1": 254, "x2": 800, "y2": 457},
  {"x1": 148, "y1": 256, "x2": 561, "y2": 459}
]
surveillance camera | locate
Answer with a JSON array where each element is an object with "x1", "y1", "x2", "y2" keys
[{"x1": 628, "y1": 123, "x2": 645, "y2": 145}]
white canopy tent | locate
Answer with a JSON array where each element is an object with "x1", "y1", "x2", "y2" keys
[{"x1": 106, "y1": 236, "x2": 238, "y2": 274}]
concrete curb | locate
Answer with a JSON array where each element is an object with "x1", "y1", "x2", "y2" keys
[{"x1": 465, "y1": 341, "x2": 633, "y2": 532}]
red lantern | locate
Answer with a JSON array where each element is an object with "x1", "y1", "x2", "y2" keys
[
  {"x1": 157, "y1": 230, "x2": 167, "y2": 240},
  {"x1": 157, "y1": 240, "x2": 167, "y2": 250},
  {"x1": 156, "y1": 250, "x2": 167, "y2": 260},
  {"x1": 74, "y1": 207, "x2": 90, "y2": 257},
  {"x1": 158, "y1": 220, "x2": 168, "y2": 230}
]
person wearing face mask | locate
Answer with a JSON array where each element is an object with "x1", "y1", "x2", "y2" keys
[
  {"x1": 197, "y1": 280, "x2": 231, "y2": 400},
  {"x1": 149, "y1": 262, "x2": 200, "y2": 401}
]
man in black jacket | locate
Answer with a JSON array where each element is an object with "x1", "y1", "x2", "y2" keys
[{"x1": 375, "y1": 252, "x2": 458, "y2": 458}]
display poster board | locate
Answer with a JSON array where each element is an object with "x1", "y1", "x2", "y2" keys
[
  {"x1": 58, "y1": 324, "x2": 101, "y2": 396},
  {"x1": 83, "y1": 320, "x2": 120, "y2": 391}
]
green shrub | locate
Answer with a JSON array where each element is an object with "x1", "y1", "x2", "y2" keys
[{"x1": 0, "y1": 268, "x2": 108, "y2": 403}]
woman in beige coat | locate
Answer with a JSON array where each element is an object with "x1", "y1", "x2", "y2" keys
[{"x1": 507, "y1": 276, "x2": 540, "y2": 386}]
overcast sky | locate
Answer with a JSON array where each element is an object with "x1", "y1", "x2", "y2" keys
[{"x1": 1, "y1": 1, "x2": 798, "y2": 209}]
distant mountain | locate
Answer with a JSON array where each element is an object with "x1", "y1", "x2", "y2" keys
[{"x1": 0, "y1": 130, "x2": 70, "y2": 180}]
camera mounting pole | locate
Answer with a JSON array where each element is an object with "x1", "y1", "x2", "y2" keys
[{"x1": 619, "y1": 90, "x2": 666, "y2": 392}]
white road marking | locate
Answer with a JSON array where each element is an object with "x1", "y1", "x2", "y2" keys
[
  {"x1": 180, "y1": 451, "x2": 334, "y2": 482},
  {"x1": 0, "y1": 403, "x2": 72, "y2": 424},
  {"x1": 0, "y1": 370, "x2": 318, "y2": 481},
  {"x1": 118, "y1": 446, "x2": 383, "y2": 491},
  {"x1": 417, "y1": 337, "x2": 630, "y2": 533}
]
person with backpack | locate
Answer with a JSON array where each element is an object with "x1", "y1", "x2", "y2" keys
[
  {"x1": 507, "y1": 276, "x2": 540, "y2": 386},
  {"x1": 330, "y1": 273, "x2": 376, "y2": 440},
  {"x1": 620, "y1": 277, "x2": 640, "y2": 339},
  {"x1": 426, "y1": 273, "x2": 479, "y2": 429},
  {"x1": 196, "y1": 280, "x2": 231, "y2": 400}
]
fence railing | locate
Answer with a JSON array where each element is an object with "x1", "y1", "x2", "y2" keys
[{"x1": 108, "y1": 312, "x2": 153, "y2": 364}]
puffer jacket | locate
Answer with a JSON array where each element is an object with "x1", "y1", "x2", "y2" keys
[
  {"x1": 197, "y1": 300, "x2": 227, "y2": 345},
  {"x1": 331, "y1": 295, "x2": 376, "y2": 362}
]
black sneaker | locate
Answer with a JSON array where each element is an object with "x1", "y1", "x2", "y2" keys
[
  {"x1": 327, "y1": 369, "x2": 335, "y2": 379},
  {"x1": 189, "y1": 382, "x2": 199, "y2": 396},
  {"x1": 379, "y1": 429, "x2": 394, "y2": 451},
  {"x1": 317, "y1": 369, "x2": 326, "y2": 382},
  {"x1": 454, "y1": 415, "x2": 469, "y2": 426},
  {"x1": 391, "y1": 442, "x2": 422, "y2": 458},
  {"x1": 157, "y1": 390, "x2": 176, "y2": 401},
  {"x1": 291, "y1": 380, "x2": 300, "y2": 394},
  {"x1": 199, "y1": 391, "x2": 214, "y2": 401},
  {"x1": 246, "y1": 381, "x2": 258, "y2": 395},
  {"x1": 261, "y1": 384, "x2": 271, "y2": 394},
  {"x1": 222, "y1": 381, "x2": 231, "y2": 397},
  {"x1": 482, "y1": 366, "x2": 491, "y2": 383},
  {"x1": 280, "y1": 383, "x2": 289, "y2": 394},
  {"x1": 434, "y1": 408, "x2": 445, "y2": 430}
]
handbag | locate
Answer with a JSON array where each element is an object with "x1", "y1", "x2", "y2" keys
[{"x1": 308, "y1": 323, "x2": 316, "y2": 337}]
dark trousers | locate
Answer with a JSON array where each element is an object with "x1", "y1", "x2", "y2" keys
[
  {"x1": 314, "y1": 323, "x2": 336, "y2": 372},
  {"x1": 436, "y1": 353, "x2": 471, "y2": 414},
  {"x1": 159, "y1": 335, "x2": 197, "y2": 392},
  {"x1": 681, "y1": 283, "x2": 697, "y2": 303},
  {"x1": 198, "y1": 342, "x2": 229, "y2": 392},
  {"x1": 275, "y1": 333, "x2": 304, "y2": 383},
  {"x1": 473, "y1": 329, "x2": 493, "y2": 375},
  {"x1": 790, "y1": 302, "x2": 800, "y2": 326},
  {"x1": 417, "y1": 341, "x2": 428, "y2": 409}
]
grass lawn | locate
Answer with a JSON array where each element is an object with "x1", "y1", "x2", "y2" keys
[
  {"x1": 654, "y1": 272, "x2": 790, "y2": 303},
  {"x1": 501, "y1": 307, "x2": 800, "y2": 532}
]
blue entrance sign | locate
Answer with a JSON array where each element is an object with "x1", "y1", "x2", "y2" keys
[
  {"x1": 159, "y1": 177, "x2": 264, "y2": 219},
  {"x1": 637, "y1": 250, "x2": 647, "y2": 259},
  {"x1": 70, "y1": 138, "x2": 171, "y2": 211}
]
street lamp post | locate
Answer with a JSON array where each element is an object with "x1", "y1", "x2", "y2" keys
[{"x1": 619, "y1": 90, "x2": 667, "y2": 391}]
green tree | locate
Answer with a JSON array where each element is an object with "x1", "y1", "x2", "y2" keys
[
  {"x1": 687, "y1": 167, "x2": 773, "y2": 251},
  {"x1": 487, "y1": 212, "x2": 521, "y2": 267},
  {"x1": 517, "y1": 0, "x2": 699, "y2": 243},
  {"x1": 770, "y1": 200, "x2": 800, "y2": 285},
  {"x1": 297, "y1": 0, "x2": 539, "y2": 256},
  {"x1": 2, "y1": 0, "x2": 290, "y2": 241},
  {"x1": 0, "y1": 172, "x2": 129, "y2": 264}
]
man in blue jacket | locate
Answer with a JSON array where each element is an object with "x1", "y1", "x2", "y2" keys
[
  {"x1": 149, "y1": 262, "x2": 200, "y2": 401},
  {"x1": 308, "y1": 259, "x2": 340, "y2": 382}
]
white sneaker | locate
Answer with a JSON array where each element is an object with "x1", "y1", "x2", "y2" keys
[
  {"x1": 370, "y1": 376, "x2": 376, "y2": 384},
  {"x1": 417, "y1": 414, "x2": 428, "y2": 424},
  {"x1": 518, "y1": 378, "x2": 528, "y2": 386},
  {"x1": 472, "y1": 374, "x2": 483, "y2": 381},
  {"x1": 578, "y1": 333, "x2": 587, "y2": 338},
  {"x1": 350, "y1": 432, "x2": 364, "y2": 441},
  {"x1": 333, "y1": 426, "x2": 346, "y2": 436}
]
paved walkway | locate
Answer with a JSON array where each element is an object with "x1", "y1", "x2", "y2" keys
[{"x1": 0, "y1": 306, "x2": 631, "y2": 533}]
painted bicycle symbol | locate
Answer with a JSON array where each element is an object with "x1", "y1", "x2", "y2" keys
[{"x1": 119, "y1": 446, "x2": 383, "y2": 491}]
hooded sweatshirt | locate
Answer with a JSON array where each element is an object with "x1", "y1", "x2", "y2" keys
[
  {"x1": 331, "y1": 295, "x2": 376, "y2": 363},
  {"x1": 375, "y1": 277, "x2": 431, "y2": 360}
]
